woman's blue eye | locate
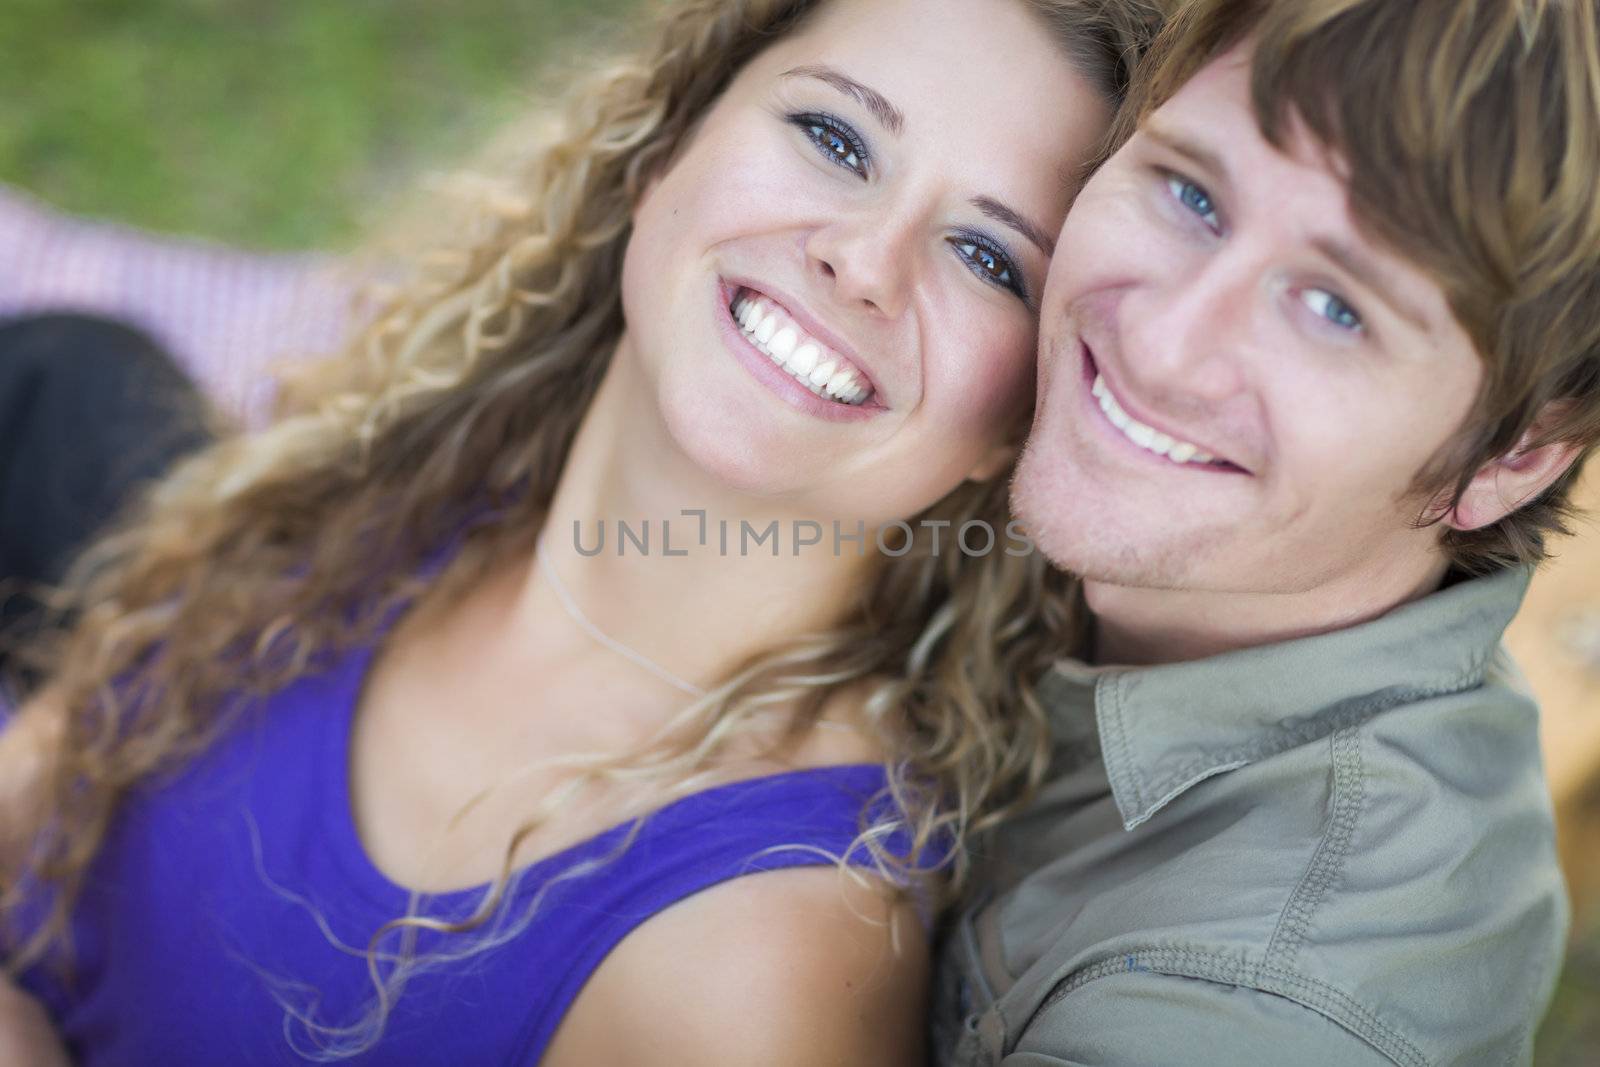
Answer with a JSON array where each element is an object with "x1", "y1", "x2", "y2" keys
[
  {"x1": 1166, "y1": 174, "x2": 1220, "y2": 230},
  {"x1": 949, "y1": 234, "x2": 1028, "y2": 302},
  {"x1": 790, "y1": 113, "x2": 869, "y2": 178},
  {"x1": 1302, "y1": 288, "x2": 1364, "y2": 333}
]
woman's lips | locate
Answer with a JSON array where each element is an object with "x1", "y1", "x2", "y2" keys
[
  {"x1": 714, "y1": 279, "x2": 885, "y2": 422},
  {"x1": 728, "y1": 286, "x2": 874, "y2": 406}
]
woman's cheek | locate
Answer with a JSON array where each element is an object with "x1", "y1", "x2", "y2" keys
[
  {"x1": 687, "y1": 125, "x2": 830, "y2": 232},
  {"x1": 939, "y1": 316, "x2": 1039, "y2": 438},
  {"x1": 991, "y1": 328, "x2": 1042, "y2": 426}
]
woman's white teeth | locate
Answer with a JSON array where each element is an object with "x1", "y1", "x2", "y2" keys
[
  {"x1": 769, "y1": 328, "x2": 798, "y2": 360},
  {"x1": 731, "y1": 292, "x2": 870, "y2": 405},
  {"x1": 789, "y1": 343, "x2": 818, "y2": 376},
  {"x1": 1092, "y1": 375, "x2": 1218, "y2": 466}
]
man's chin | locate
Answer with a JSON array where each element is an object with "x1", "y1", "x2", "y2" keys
[
  {"x1": 1032, "y1": 534, "x2": 1189, "y2": 591},
  {"x1": 1014, "y1": 486, "x2": 1211, "y2": 593}
]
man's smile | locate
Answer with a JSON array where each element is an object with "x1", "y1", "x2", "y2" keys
[{"x1": 1077, "y1": 340, "x2": 1250, "y2": 475}]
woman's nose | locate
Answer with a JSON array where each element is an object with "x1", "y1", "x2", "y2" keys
[{"x1": 803, "y1": 207, "x2": 919, "y2": 319}]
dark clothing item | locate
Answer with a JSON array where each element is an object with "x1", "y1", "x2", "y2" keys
[{"x1": 0, "y1": 313, "x2": 213, "y2": 675}]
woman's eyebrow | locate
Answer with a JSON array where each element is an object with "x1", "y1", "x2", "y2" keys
[
  {"x1": 781, "y1": 64, "x2": 905, "y2": 135},
  {"x1": 780, "y1": 65, "x2": 1051, "y2": 257},
  {"x1": 973, "y1": 196, "x2": 1056, "y2": 257}
]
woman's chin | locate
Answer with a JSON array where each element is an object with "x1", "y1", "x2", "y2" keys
[{"x1": 657, "y1": 387, "x2": 821, "y2": 496}]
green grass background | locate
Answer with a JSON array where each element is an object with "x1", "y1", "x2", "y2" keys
[
  {"x1": 1, "y1": 1, "x2": 1595, "y2": 1060},
  {"x1": 0, "y1": 0, "x2": 634, "y2": 249}
]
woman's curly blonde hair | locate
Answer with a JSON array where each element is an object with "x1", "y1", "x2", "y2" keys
[{"x1": 2, "y1": 0, "x2": 1161, "y2": 1056}]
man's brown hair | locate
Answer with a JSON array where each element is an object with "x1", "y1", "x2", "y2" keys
[{"x1": 1111, "y1": 0, "x2": 1600, "y2": 574}]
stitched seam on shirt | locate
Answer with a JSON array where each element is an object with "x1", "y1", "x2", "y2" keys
[
  {"x1": 1036, "y1": 947, "x2": 1428, "y2": 1067},
  {"x1": 1136, "y1": 677, "x2": 1477, "y2": 813},
  {"x1": 1138, "y1": 697, "x2": 1372, "y2": 808},
  {"x1": 1262, "y1": 725, "x2": 1366, "y2": 969},
  {"x1": 1098, "y1": 674, "x2": 1147, "y2": 816}
]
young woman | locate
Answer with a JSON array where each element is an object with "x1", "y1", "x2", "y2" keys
[{"x1": 0, "y1": 0, "x2": 1160, "y2": 1063}]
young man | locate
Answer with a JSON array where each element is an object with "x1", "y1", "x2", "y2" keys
[{"x1": 933, "y1": 2, "x2": 1600, "y2": 1064}]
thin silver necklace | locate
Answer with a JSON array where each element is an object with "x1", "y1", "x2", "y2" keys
[{"x1": 534, "y1": 533, "x2": 709, "y2": 699}]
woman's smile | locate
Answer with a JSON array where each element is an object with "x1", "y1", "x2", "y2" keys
[
  {"x1": 713, "y1": 275, "x2": 888, "y2": 423},
  {"x1": 731, "y1": 288, "x2": 874, "y2": 406},
  {"x1": 714, "y1": 293, "x2": 884, "y2": 423}
]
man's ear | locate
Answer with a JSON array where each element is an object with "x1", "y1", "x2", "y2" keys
[{"x1": 1442, "y1": 410, "x2": 1583, "y2": 532}]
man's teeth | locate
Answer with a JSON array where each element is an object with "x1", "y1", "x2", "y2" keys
[
  {"x1": 1091, "y1": 375, "x2": 1218, "y2": 466},
  {"x1": 732, "y1": 292, "x2": 870, "y2": 405}
]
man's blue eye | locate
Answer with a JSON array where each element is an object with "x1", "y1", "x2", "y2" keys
[
  {"x1": 790, "y1": 113, "x2": 869, "y2": 178},
  {"x1": 1303, "y1": 289, "x2": 1364, "y2": 332},
  {"x1": 1166, "y1": 175, "x2": 1219, "y2": 229}
]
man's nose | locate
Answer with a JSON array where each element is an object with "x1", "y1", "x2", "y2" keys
[{"x1": 1121, "y1": 242, "x2": 1259, "y2": 401}]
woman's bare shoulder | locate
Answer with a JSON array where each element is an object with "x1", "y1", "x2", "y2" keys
[
  {"x1": 0, "y1": 684, "x2": 67, "y2": 871},
  {"x1": 0, "y1": 683, "x2": 67, "y2": 773},
  {"x1": 542, "y1": 864, "x2": 929, "y2": 1067}
]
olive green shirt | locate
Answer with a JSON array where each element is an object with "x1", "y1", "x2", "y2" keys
[{"x1": 933, "y1": 566, "x2": 1568, "y2": 1066}]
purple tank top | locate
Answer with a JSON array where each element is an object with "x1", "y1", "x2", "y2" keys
[{"x1": 12, "y1": 616, "x2": 910, "y2": 1063}]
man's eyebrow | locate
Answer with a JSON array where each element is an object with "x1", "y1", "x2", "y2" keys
[
  {"x1": 782, "y1": 64, "x2": 905, "y2": 135},
  {"x1": 1312, "y1": 237, "x2": 1432, "y2": 332},
  {"x1": 1147, "y1": 121, "x2": 1433, "y2": 332},
  {"x1": 972, "y1": 196, "x2": 1056, "y2": 258},
  {"x1": 1143, "y1": 121, "x2": 1233, "y2": 195}
]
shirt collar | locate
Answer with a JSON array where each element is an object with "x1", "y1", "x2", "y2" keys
[{"x1": 1040, "y1": 566, "x2": 1533, "y2": 831}]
